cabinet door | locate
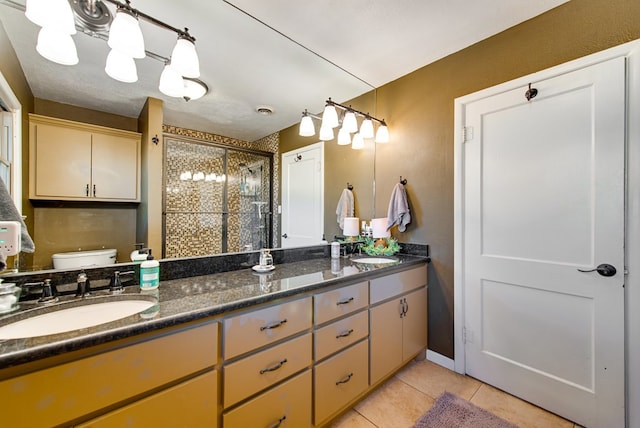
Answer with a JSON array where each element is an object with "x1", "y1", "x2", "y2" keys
[
  {"x1": 402, "y1": 287, "x2": 428, "y2": 361},
  {"x1": 34, "y1": 123, "x2": 92, "y2": 198},
  {"x1": 369, "y1": 298, "x2": 403, "y2": 384},
  {"x1": 91, "y1": 132, "x2": 139, "y2": 200}
]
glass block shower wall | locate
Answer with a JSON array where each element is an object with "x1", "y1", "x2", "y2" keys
[{"x1": 164, "y1": 136, "x2": 273, "y2": 258}]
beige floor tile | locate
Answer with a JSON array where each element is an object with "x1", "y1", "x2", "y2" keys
[
  {"x1": 354, "y1": 377, "x2": 434, "y2": 428},
  {"x1": 395, "y1": 359, "x2": 482, "y2": 400},
  {"x1": 470, "y1": 384, "x2": 575, "y2": 428},
  {"x1": 329, "y1": 410, "x2": 376, "y2": 428}
]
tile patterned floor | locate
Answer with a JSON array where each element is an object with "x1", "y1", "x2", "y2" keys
[{"x1": 330, "y1": 360, "x2": 582, "y2": 428}]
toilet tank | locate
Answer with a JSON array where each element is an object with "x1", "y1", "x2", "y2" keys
[{"x1": 52, "y1": 249, "x2": 117, "y2": 269}]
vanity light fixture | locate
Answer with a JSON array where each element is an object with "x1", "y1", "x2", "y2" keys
[
  {"x1": 20, "y1": 0, "x2": 207, "y2": 100},
  {"x1": 299, "y1": 98, "x2": 390, "y2": 146}
]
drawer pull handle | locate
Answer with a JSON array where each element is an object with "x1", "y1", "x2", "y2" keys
[
  {"x1": 260, "y1": 319, "x2": 288, "y2": 331},
  {"x1": 260, "y1": 358, "x2": 288, "y2": 374},
  {"x1": 336, "y1": 297, "x2": 354, "y2": 305},
  {"x1": 269, "y1": 415, "x2": 287, "y2": 428},
  {"x1": 336, "y1": 372, "x2": 354, "y2": 385},
  {"x1": 336, "y1": 329, "x2": 354, "y2": 339}
]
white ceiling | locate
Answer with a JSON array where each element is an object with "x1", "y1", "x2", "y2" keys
[{"x1": 0, "y1": 0, "x2": 568, "y2": 141}]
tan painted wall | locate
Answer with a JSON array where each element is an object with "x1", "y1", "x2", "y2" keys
[{"x1": 373, "y1": 0, "x2": 640, "y2": 357}]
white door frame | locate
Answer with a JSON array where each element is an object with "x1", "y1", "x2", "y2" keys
[
  {"x1": 0, "y1": 71, "x2": 22, "y2": 211},
  {"x1": 454, "y1": 39, "x2": 640, "y2": 426}
]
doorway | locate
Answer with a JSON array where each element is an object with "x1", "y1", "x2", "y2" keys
[
  {"x1": 454, "y1": 48, "x2": 634, "y2": 427},
  {"x1": 281, "y1": 142, "x2": 324, "y2": 247}
]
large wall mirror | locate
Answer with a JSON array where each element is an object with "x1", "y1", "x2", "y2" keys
[{"x1": 0, "y1": 1, "x2": 375, "y2": 274}]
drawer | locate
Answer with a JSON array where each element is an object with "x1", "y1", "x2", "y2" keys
[
  {"x1": 223, "y1": 296, "x2": 312, "y2": 360},
  {"x1": 314, "y1": 281, "x2": 369, "y2": 325},
  {"x1": 223, "y1": 370, "x2": 312, "y2": 428},
  {"x1": 0, "y1": 322, "x2": 218, "y2": 428},
  {"x1": 314, "y1": 339, "x2": 369, "y2": 425},
  {"x1": 370, "y1": 266, "x2": 427, "y2": 304},
  {"x1": 314, "y1": 310, "x2": 369, "y2": 361},
  {"x1": 78, "y1": 370, "x2": 218, "y2": 428},
  {"x1": 224, "y1": 333, "x2": 312, "y2": 407}
]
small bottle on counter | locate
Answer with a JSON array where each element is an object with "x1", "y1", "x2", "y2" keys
[
  {"x1": 140, "y1": 249, "x2": 160, "y2": 290},
  {"x1": 331, "y1": 241, "x2": 341, "y2": 259}
]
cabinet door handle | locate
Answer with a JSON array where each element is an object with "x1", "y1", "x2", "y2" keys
[
  {"x1": 399, "y1": 298, "x2": 405, "y2": 318},
  {"x1": 260, "y1": 318, "x2": 288, "y2": 331},
  {"x1": 269, "y1": 415, "x2": 287, "y2": 428},
  {"x1": 85, "y1": 184, "x2": 89, "y2": 197},
  {"x1": 260, "y1": 358, "x2": 288, "y2": 374},
  {"x1": 336, "y1": 329, "x2": 354, "y2": 339},
  {"x1": 335, "y1": 372, "x2": 353, "y2": 385},
  {"x1": 93, "y1": 184, "x2": 96, "y2": 197},
  {"x1": 336, "y1": 296, "x2": 354, "y2": 306},
  {"x1": 404, "y1": 298, "x2": 409, "y2": 316}
]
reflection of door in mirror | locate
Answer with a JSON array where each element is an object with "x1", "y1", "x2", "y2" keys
[
  {"x1": 281, "y1": 142, "x2": 324, "y2": 247},
  {"x1": 164, "y1": 138, "x2": 272, "y2": 258}
]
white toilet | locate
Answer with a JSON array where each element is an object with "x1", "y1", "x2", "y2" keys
[{"x1": 52, "y1": 248, "x2": 117, "y2": 269}]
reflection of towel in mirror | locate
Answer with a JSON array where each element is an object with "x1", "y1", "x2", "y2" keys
[
  {"x1": 387, "y1": 183, "x2": 411, "y2": 232},
  {"x1": 336, "y1": 188, "x2": 354, "y2": 229},
  {"x1": 0, "y1": 180, "x2": 35, "y2": 270}
]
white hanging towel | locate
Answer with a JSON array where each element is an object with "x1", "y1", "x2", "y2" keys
[
  {"x1": 386, "y1": 183, "x2": 411, "y2": 232},
  {"x1": 336, "y1": 188, "x2": 354, "y2": 229},
  {"x1": 0, "y1": 182, "x2": 35, "y2": 270}
]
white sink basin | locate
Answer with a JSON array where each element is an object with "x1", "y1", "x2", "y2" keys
[
  {"x1": 350, "y1": 257, "x2": 399, "y2": 264},
  {"x1": 0, "y1": 296, "x2": 157, "y2": 340}
]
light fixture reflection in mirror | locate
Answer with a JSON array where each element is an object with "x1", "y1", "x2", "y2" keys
[{"x1": 299, "y1": 98, "x2": 390, "y2": 145}]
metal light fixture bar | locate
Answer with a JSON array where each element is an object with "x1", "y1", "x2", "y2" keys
[
  {"x1": 101, "y1": 0, "x2": 195, "y2": 42},
  {"x1": 324, "y1": 98, "x2": 387, "y2": 127}
]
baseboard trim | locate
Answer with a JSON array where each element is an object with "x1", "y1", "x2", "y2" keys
[{"x1": 427, "y1": 350, "x2": 456, "y2": 371}]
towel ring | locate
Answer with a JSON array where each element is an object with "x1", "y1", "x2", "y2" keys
[{"x1": 400, "y1": 176, "x2": 407, "y2": 185}]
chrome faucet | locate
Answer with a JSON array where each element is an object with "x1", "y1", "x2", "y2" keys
[{"x1": 75, "y1": 272, "x2": 91, "y2": 298}]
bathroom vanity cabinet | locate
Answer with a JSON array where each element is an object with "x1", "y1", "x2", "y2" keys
[
  {"x1": 0, "y1": 261, "x2": 427, "y2": 427},
  {"x1": 28, "y1": 114, "x2": 141, "y2": 202}
]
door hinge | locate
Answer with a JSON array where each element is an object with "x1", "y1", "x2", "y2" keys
[
  {"x1": 463, "y1": 126, "x2": 474, "y2": 142},
  {"x1": 463, "y1": 327, "x2": 474, "y2": 344}
]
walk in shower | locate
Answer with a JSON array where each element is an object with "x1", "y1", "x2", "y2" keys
[{"x1": 163, "y1": 137, "x2": 273, "y2": 258}]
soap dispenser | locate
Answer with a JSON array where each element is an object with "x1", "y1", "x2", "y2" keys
[{"x1": 139, "y1": 250, "x2": 160, "y2": 290}]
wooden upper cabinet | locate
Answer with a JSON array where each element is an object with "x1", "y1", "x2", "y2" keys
[{"x1": 29, "y1": 114, "x2": 141, "y2": 202}]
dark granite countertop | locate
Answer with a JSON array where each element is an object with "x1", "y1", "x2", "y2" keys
[{"x1": 0, "y1": 254, "x2": 428, "y2": 369}]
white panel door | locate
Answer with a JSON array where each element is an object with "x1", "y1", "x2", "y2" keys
[
  {"x1": 281, "y1": 142, "x2": 324, "y2": 248},
  {"x1": 462, "y1": 57, "x2": 625, "y2": 427}
]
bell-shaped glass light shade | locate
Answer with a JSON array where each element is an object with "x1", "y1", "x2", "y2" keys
[
  {"x1": 319, "y1": 124, "x2": 334, "y2": 141},
  {"x1": 360, "y1": 118, "x2": 374, "y2": 139},
  {"x1": 26, "y1": 0, "x2": 76, "y2": 34},
  {"x1": 183, "y1": 78, "x2": 208, "y2": 101},
  {"x1": 375, "y1": 124, "x2": 390, "y2": 143},
  {"x1": 108, "y1": 8, "x2": 145, "y2": 59},
  {"x1": 170, "y1": 36, "x2": 200, "y2": 78},
  {"x1": 351, "y1": 133, "x2": 365, "y2": 150},
  {"x1": 299, "y1": 114, "x2": 315, "y2": 137},
  {"x1": 322, "y1": 104, "x2": 339, "y2": 128},
  {"x1": 105, "y1": 49, "x2": 138, "y2": 83},
  {"x1": 337, "y1": 128, "x2": 351, "y2": 145},
  {"x1": 342, "y1": 111, "x2": 358, "y2": 133},
  {"x1": 159, "y1": 64, "x2": 184, "y2": 98},
  {"x1": 36, "y1": 27, "x2": 78, "y2": 65}
]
